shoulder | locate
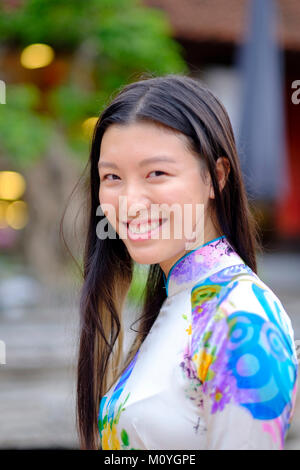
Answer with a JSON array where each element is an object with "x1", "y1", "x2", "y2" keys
[
  {"x1": 217, "y1": 273, "x2": 296, "y2": 350},
  {"x1": 190, "y1": 270, "x2": 295, "y2": 349},
  {"x1": 189, "y1": 271, "x2": 298, "y2": 420}
]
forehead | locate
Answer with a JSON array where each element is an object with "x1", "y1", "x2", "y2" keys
[{"x1": 99, "y1": 121, "x2": 192, "y2": 158}]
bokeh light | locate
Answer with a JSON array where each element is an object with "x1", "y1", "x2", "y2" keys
[
  {"x1": 82, "y1": 117, "x2": 98, "y2": 138},
  {"x1": 0, "y1": 200, "x2": 9, "y2": 228},
  {"x1": 6, "y1": 200, "x2": 28, "y2": 230},
  {"x1": 0, "y1": 171, "x2": 26, "y2": 200},
  {"x1": 20, "y1": 43, "x2": 55, "y2": 69}
]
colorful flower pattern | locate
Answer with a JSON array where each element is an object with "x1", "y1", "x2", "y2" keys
[
  {"x1": 98, "y1": 235, "x2": 298, "y2": 449},
  {"x1": 180, "y1": 270, "x2": 298, "y2": 449},
  {"x1": 98, "y1": 350, "x2": 140, "y2": 450}
]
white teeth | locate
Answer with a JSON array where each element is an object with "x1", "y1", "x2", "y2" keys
[{"x1": 128, "y1": 220, "x2": 161, "y2": 234}]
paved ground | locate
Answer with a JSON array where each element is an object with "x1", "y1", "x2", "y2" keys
[
  {"x1": 0, "y1": 251, "x2": 299, "y2": 449},
  {"x1": 0, "y1": 289, "x2": 137, "y2": 449}
]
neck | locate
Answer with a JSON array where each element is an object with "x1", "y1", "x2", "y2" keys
[{"x1": 160, "y1": 227, "x2": 223, "y2": 280}]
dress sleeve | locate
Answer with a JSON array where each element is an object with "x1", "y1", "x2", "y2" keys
[{"x1": 190, "y1": 277, "x2": 299, "y2": 450}]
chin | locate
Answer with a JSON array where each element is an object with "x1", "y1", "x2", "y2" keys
[{"x1": 125, "y1": 244, "x2": 166, "y2": 266}]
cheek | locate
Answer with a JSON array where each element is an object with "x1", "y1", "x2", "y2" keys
[
  {"x1": 164, "y1": 174, "x2": 208, "y2": 202},
  {"x1": 98, "y1": 188, "x2": 119, "y2": 226},
  {"x1": 162, "y1": 182, "x2": 208, "y2": 219},
  {"x1": 164, "y1": 184, "x2": 208, "y2": 237},
  {"x1": 99, "y1": 186, "x2": 118, "y2": 207},
  {"x1": 150, "y1": 178, "x2": 206, "y2": 226}
]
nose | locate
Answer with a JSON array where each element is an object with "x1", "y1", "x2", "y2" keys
[{"x1": 120, "y1": 181, "x2": 152, "y2": 220}]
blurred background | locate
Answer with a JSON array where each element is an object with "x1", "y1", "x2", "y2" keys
[{"x1": 0, "y1": 0, "x2": 299, "y2": 449}]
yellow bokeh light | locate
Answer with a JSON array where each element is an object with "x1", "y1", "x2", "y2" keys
[
  {"x1": 82, "y1": 117, "x2": 98, "y2": 138},
  {"x1": 20, "y1": 43, "x2": 55, "y2": 69},
  {"x1": 0, "y1": 171, "x2": 26, "y2": 200},
  {"x1": 6, "y1": 201, "x2": 28, "y2": 230},
  {"x1": 0, "y1": 200, "x2": 9, "y2": 229}
]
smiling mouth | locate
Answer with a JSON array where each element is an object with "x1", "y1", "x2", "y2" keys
[{"x1": 126, "y1": 218, "x2": 167, "y2": 235}]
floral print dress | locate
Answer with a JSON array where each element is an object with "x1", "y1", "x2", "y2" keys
[{"x1": 98, "y1": 235, "x2": 298, "y2": 450}]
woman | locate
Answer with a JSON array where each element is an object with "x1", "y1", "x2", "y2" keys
[{"x1": 77, "y1": 74, "x2": 298, "y2": 450}]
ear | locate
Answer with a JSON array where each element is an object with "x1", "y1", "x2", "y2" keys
[{"x1": 209, "y1": 157, "x2": 231, "y2": 199}]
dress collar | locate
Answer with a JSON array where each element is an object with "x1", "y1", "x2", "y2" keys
[{"x1": 162, "y1": 235, "x2": 248, "y2": 297}]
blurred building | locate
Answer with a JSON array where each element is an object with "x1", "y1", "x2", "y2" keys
[{"x1": 144, "y1": 0, "x2": 300, "y2": 247}]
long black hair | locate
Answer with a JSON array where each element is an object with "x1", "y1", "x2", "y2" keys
[{"x1": 76, "y1": 73, "x2": 262, "y2": 449}]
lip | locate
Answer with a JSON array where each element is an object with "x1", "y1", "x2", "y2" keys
[
  {"x1": 124, "y1": 218, "x2": 164, "y2": 228},
  {"x1": 125, "y1": 218, "x2": 167, "y2": 241}
]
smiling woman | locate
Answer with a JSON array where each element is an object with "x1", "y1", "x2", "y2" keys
[
  {"x1": 76, "y1": 74, "x2": 298, "y2": 450},
  {"x1": 98, "y1": 120, "x2": 226, "y2": 266}
]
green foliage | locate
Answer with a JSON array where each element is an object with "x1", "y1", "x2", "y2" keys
[
  {"x1": 48, "y1": 85, "x2": 92, "y2": 126},
  {"x1": 47, "y1": 85, "x2": 108, "y2": 161},
  {"x1": 48, "y1": 85, "x2": 107, "y2": 126},
  {"x1": 0, "y1": 84, "x2": 54, "y2": 169},
  {"x1": 0, "y1": 0, "x2": 186, "y2": 71},
  {"x1": 0, "y1": 0, "x2": 99, "y2": 49},
  {"x1": 0, "y1": 0, "x2": 188, "y2": 167},
  {"x1": 5, "y1": 82, "x2": 39, "y2": 109},
  {"x1": 94, "y1": 6, "x2": 186, "y2": 91}
]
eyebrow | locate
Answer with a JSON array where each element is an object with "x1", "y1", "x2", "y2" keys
[{"x1": 98, "y1": 156, "x2": 177, "y2": 170}]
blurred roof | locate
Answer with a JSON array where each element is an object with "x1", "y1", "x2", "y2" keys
[{"x1": 143, "y1": 0, "x2": 300, "y2": 50}]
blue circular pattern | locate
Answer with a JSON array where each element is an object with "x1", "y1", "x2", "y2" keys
[{"x1": 226, "y1": 310, "x2": 297, "y2": 420}]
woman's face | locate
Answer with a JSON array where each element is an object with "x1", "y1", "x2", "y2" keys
[{"x1": 98, "y1": 121, "x2": 222, "y2": 277}]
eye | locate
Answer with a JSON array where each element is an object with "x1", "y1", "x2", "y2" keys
[
  {"x1": 148, "y1": 170, "x2": 167, "y2": 178},
  {"x1": 101, "y1": 173, "x2": 120, "y2": 181}
]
